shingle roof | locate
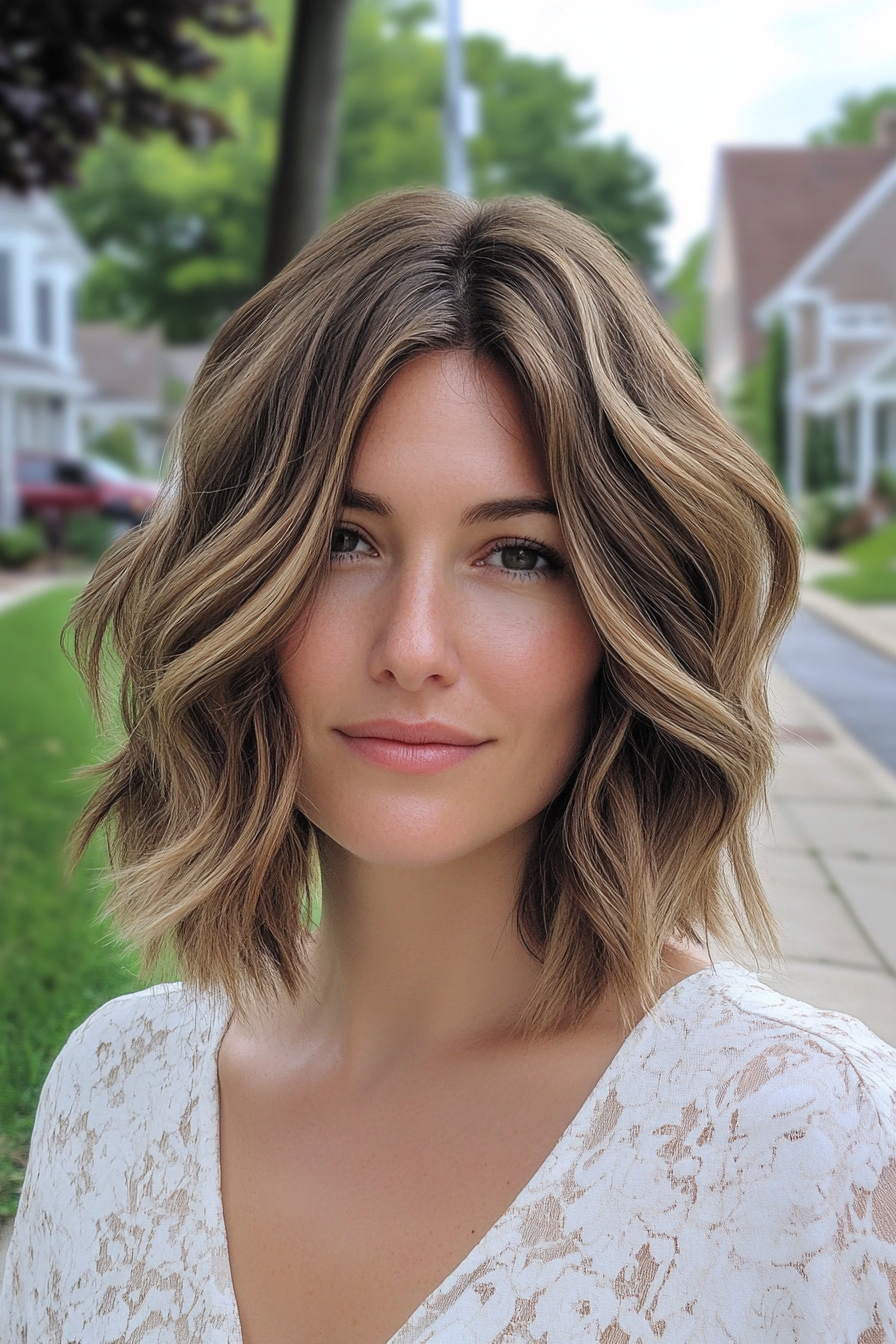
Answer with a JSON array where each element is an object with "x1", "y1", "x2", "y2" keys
[
  {"x1": 77, "y1": 322, "x2": 165, "y2": 402},
  {"x1": 721, "y1": 146, "x2": 896, "y2": 366}
]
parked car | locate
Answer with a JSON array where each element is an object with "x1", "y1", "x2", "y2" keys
[{"x1": 16, "y1": 452, "x2": 159, "y2": 527}]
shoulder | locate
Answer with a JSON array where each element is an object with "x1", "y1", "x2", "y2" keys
[
  {"x1": 653, "y1": 963, "x2": 896, "y2": 1193},
  {"x1": 50, "y1": 980, "x2": 226, "y2": 1088},
  {"x1": 689, "y1": 963, "x2": 896, "y2": 1118},
  {"x1": 28, "y1": 982, "x2": 228, "y2": 1179}
]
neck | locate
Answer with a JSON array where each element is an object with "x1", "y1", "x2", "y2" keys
[{"x1": 305, "y1": 824, "x2": 544, "y2": 1067}]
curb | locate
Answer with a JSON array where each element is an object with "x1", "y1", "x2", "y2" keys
[
  {"x1": 0, "y1": 572, "x2": 92, "y2": 617},
  {"x1": 800, "y1": 585, "x2": 896, "y2": 664}
]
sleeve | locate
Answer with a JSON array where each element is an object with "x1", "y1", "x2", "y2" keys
[
  {"x1": 818, "y1": 1059, "x2": 896, "y2": 1341},
  {"x1": 737, "y1": 1039, "x2": 896, "y2": 1342},
  {"x1": 0, "y1": 1031, "x2": 82, "y2": 1340}
]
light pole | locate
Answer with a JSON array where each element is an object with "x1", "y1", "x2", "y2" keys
[{"x1": 444, "y1": 0, "x2": 470, "y2": 196}]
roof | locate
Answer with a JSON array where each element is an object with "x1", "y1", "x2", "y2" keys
[
  {"x1": 0, "y1": 188, "x2": 91, "y2": 271},
  {"x1": 720, "y1": 146, "x2": 896, "y2": 366},
  {"x1": 77, "y1": 322, "x2": 166, "y2": 402}
]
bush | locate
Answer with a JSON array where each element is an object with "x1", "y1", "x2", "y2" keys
[
  {"x1": 64, "y1": 512, "x2": 118, "y2": 562},
  {"x1": 872, "y1": 466, "x2": 896, "y2": 511},
  {"x1": 86, "y1": 422, "x2": 142, "y2": 475},
  {"x1": 0, "y1": 522, "x2": 46, "y2": 568},
  {"x1": 802, "y1": 492, "x2": 870, "y2": 551}
]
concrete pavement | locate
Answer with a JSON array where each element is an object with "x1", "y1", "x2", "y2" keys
[
  {"x1": 754, "y1": 665, "x2": 896, "y2": 1045},
  {"x1": 0, "y1": 567, "x2": 91, "y2": 615}
]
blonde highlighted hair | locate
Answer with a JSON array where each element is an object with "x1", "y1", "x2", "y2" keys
[{"x1": 69, "y1": 190, "x2": 801, "y2": 1029}]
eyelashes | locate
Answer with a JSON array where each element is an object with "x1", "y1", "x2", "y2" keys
[{"x1": 329, "y1": 526, "x2": 566, "y2": 581}]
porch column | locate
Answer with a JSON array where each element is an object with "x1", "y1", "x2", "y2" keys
[
  {"x1": 61, "y1": 394, "x2": 81, "y2": 459},
  {"x1": 786, "y1": 396, "x2": 804, "y2": 502},
  {"x1": 0, "y1": 385, "x2": 18, "y2": 529},
  {"x1": 856, "y1": 396, "x2": 875, "y2": 498}
]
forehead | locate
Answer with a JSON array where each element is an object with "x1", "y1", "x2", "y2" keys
[{"x1": 350, "y1": 350, "x2": 547, "y2": 497}]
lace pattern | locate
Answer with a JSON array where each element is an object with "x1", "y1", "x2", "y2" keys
[{"x1": 2, "y1": 963, "x2": 895, "y2": 1342}]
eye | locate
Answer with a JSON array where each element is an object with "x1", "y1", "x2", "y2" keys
[
  {"x1": 330, "y1": 525, "x2": 376, "y2": 559},
  {"x1": 480, "y1": 538, "x2": 564, "y2": 579}
]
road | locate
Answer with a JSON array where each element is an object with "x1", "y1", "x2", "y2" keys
[{"x1": 776, "y1": 606, "x2": 896, "y2": 777}]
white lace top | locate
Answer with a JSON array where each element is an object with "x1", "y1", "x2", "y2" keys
[{"x1": 2, "y1": 962, "x2": 895, "y2": 1343}]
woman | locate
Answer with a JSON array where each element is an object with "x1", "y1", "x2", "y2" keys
[{"x1": 2, "y1": 191, "x2": 894, "y2": 1343}]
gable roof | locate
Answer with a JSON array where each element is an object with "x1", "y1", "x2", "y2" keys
[
  {"x1": 719, "y1": 146, "x2": 896, "y2": 366},
  {"x1": 757, "y1": 152, "x2": 896, "y2": 322},
  {"x1": 77, "y1": 322, "x2": 165, "y2": 404}
]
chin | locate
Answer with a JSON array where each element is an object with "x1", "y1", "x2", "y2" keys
[{"x1": 318, "y1": 800, "x2": 515, "y2": 870}]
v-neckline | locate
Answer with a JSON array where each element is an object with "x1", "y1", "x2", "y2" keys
[{"x1": 203, "y1": 961, "x2": 742, "y2": 1344}]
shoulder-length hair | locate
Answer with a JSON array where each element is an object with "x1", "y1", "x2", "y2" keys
[{"x1": 69, "y1": 189, "x2": 801, "y2": 1030}]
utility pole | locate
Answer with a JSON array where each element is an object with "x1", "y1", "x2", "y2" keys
[{"x1": 444, "y1": 0, "x2": 470, "y2": 196}]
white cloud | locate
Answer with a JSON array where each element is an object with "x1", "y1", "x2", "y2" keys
[{"x1": 459, "y1": 0, "x2": 896, "y2": 266}]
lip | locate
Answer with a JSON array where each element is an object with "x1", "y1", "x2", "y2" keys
[{"x1": 334, "y1": 719, "x2": 490, "y2": 775}]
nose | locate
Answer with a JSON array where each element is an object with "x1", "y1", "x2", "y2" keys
[{"x1": 368, "y1": 557, "x2": 462, "y2": 691}]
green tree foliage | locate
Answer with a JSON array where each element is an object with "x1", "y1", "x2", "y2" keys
[
  {"x1": 810, "y1": 87, "x2": 896, "y2": 145},
  {"x1": 729, "y1": 318, "x2": 788, "y2": 481},
  {"x1": 465, "y1": 36, "x2": 666, "y2": 272},
  {"x1": 61, "y1": 0, "x2": 668, "y2": 341},
  {"x1": 61, "y1": 11, "x2": 281, "y2": 340},
  {"x1": 665, "y1": 234, "x2": 706, "y2": 370}
]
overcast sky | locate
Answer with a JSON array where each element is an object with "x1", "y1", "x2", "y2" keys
[{"x1": 460, "y1": 0, "x2": 896, "y2": 269}]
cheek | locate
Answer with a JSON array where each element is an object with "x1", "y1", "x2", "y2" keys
[
  {"x1": 470, "y1": 591, "x2": 601, "y2": 720},
  {"x1": 278, "y1": 591, "x2": 359, "y2": 713},
  {"x1": 467, "y1": 592, "x2": 602, "y2": 755}
]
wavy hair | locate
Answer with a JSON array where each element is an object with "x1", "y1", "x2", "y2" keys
[{"x1": 68, "y1": 190, "x2": 801, "y2": 1029}]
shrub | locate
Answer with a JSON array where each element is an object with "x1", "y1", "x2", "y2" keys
[
  {"x1": 86, "y1": 422, "x2": 142, "y2": 475},
  {"x1": 64, "y1": 512, "x2": 118, "y2": 562},
  {"x1": 0, "y1": 522, "x2": 45, "y2": 568},
  {"x1": 802, "y1": 492, "x2": 869, "y2": 551},
  {"x1": 872, "y1": 466, "x2": 896, "y2": 511}
]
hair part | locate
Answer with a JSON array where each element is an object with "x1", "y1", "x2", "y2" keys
[{"x1": 67, "y1": 189, "x2": 801, "y2": 1030}]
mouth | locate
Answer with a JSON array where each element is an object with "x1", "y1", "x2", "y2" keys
[{"x1": 334, "y1": 719, "x2": 490, "y2": 775}]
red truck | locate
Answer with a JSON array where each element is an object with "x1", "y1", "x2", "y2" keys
[{"x1": 16, "y1": 452, "x2": 159, "y2": 528}]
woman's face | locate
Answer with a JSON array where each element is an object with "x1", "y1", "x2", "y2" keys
[{"x1": 279, "y1": 350, "x2": 603, "y2": 869}]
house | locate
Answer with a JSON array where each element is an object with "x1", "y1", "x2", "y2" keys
[
  {"x1": 0, "y1": 190, "x2": 91, "y2": 528},
  {"x1": 78, "y1": 324, "x2": 208, "y2": 475},
  {"x1": 705, "y1": 115, "x2": 896, "y2": 502},
  {"x1": 0, "y1": 189, "x2": 212, "y2": 529}
]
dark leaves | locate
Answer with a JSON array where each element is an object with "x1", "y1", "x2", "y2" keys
[{"x1": 0, "y1": 0, "x2": 266, "y2": 189}]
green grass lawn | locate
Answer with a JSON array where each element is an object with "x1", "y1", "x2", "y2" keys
[
  {"x1": 815, "y1": 516, "x2": 896, "y2": 603},
  {"x1": 0, "y1": 586, "x2": 145, "y2": 1215},
  {"x1": 815, "y1": 568, "x2": 896, "y2": 602}
]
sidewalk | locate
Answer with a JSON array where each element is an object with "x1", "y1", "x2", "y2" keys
[
  {"x1": 801, "y1": 548, "x2": 896, "y2": 663},
  {"x1": 0, "y1": 567, "x2": 92, "y2": 616},
  {"x1": 753, "y1": 665, "x2": 896, "y2": 1044}
]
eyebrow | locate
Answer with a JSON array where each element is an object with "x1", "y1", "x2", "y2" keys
[{"x1": 341, "y1": 487, "x2": 558, "y2": 526}]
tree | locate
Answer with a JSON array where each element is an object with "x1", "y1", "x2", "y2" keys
[
  {"x1": 810, "y1": 87, "x2": 896, "y2": 145},
  {"x1": 664, "y1": 235, "x2": 706, "y2": 371},
  {"x1": 0, "y1": 0, "x2": 264, "y2": 190},
  {"x1": 262, "y1": 0, "x2": 354, "y2": 277},
  {"x1": 729, "y1": 318, "x2": 788, "y2": 482},
  {"x1": 62, "y1": 0, "x2": 669, "y2": 339},
  {"x1": 465, "y1": 35, "x2": 667, "y2": 273}
]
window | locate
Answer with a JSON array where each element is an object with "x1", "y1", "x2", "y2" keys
[
  {"x1": 0, "y1": 252, "x2": 11, "y2": 337},
  {"x1": 35, "y1": 279, "x2": 53, "y2": 347},
  {"x1": 828, "y1": 303, "x2": 895, "y2": 342}
]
